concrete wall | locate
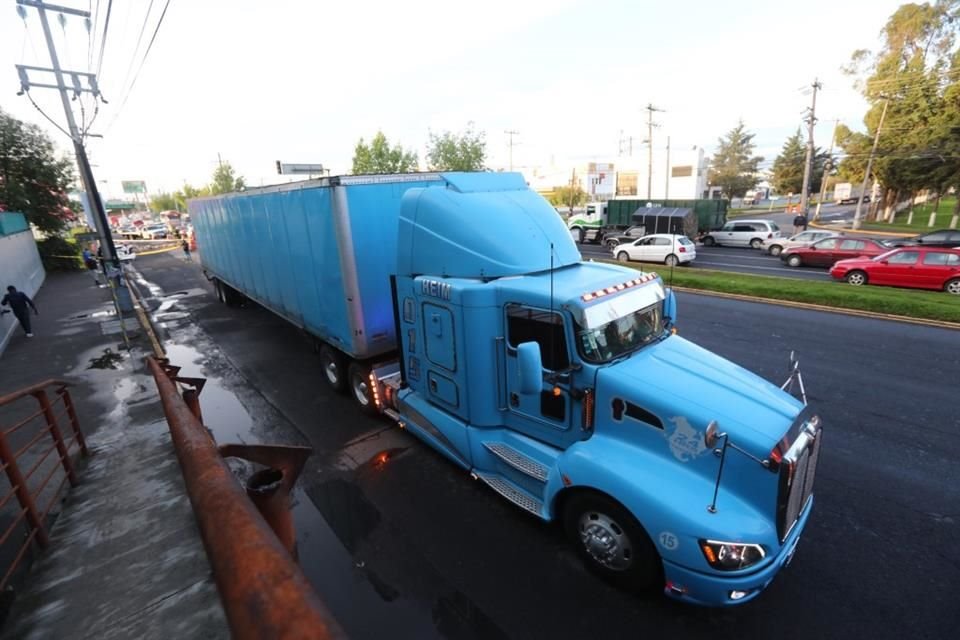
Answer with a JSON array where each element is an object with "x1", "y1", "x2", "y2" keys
[{"x1": 0, "y1": 229, "x2": 46, "y2": 356}]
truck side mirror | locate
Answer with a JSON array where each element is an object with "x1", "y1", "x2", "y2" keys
[
  {"x1": 517, "y1": 342, "x2": 543, "y2": 395},
  {"x1": 663, "y1": 289, "x2": 677, "y2": 328}
]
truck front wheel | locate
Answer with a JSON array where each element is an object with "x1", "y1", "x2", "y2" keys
[
  {"x1": 347, "y1": 361, "x2": 378, "y2": 415},
  {"x1": 318, "y1": 345, "x2": 347, "y2": 393},
  {"x1": 563, "y1": 492, "x2": 662, "y2": 593}
]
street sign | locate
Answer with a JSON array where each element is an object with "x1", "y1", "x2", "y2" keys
[
  {"x1": 276, "y1": 162, "x2": 325, "y2": 175},
  {"x1": 121, "y1": 180, "x2": 147, "y2": 194}
]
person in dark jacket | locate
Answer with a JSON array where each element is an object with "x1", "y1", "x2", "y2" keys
[
  {"x1": 793, "y1": 213, "x2": 808, "y2": 235},
  {"x1": 1, "y1": 285, "x2": 39, "y2": 338}
]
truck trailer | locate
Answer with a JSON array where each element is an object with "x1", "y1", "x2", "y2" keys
[{"x1": 190, "y1": 172, "x2": 822, "y2": 606}]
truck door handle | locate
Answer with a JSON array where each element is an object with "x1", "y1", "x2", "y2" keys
[{"x1": 510, "y1": 393, "x2": 519, "y2": 407}]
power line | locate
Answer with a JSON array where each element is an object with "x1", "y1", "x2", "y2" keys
[
  {"x1": 103, "y1": 0, "x2": 172, "y2": 134},
  {"x1": 116, "y1": 0, "x2": 157, "y2": 110},
  {"x1": 95, "y1": 0, "x2": 112, "y2": 78},
  {"x1": 88, "y1": 0, "x2": 99, "y2": 72},
  {"x1": 24, "y1": 90, "x2": 72, "y2": 138}
]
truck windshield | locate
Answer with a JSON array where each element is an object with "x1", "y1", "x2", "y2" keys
[{"x1": 576, "y1": 302, "x2": 663, "y2": 363}]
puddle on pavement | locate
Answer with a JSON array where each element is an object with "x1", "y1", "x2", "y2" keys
[
  {"x1": 87, "y1": 348, "x2": 126, "y2": 370},
  {"x1": 294, "y1": 483, "x2": 508, "y2": 640},
  {"x1": 162, "y1": 343, "x2": 254, "y2": 444},
  {"x1": 154, "y1": 312, "x2": 191, "y2": 322}
]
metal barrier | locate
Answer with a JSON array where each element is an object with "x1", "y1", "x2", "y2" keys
[
  {"x1": 0, "y1": 380, "x2": 88, "y2": 591},
  {"x1": 146, "y1": 356, "x2": 345, "y2": 639}
]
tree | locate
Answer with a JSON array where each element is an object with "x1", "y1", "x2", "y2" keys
[
  {"x1": 548, "y1": 184, "x2": 587, "y2": 208},
  {"x1": 772, "y1": 128, "x2": 830, "y2": 196},
  {"x1": 150, "y1": 192, "x2": 179, "y2": 212},
  {"x1": 0, "y1": 108, "x2": 76, "y2": 233},
  {"x1": 426, "y1": 123, "x2": 486, "y2": 171},
  {"x1": 210, "y1": 161, "x2": 246, "y2": 195},
  {"x1": 709, "y1": 120, "x2": 764, "y2": 199},
  {"x1": 352, "y1": 131, "x2": 418, "y2": 174},
  {"x1": 175, "y1": 183, "x2": 211, "y2": 211}
]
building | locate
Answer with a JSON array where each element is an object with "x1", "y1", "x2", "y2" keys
[
  {"x1": 0, "y1": 213, "x2": 44, "y2": 356},
  {"x1": 614, "y1": 146, "x2": 709, "y2": 200}
]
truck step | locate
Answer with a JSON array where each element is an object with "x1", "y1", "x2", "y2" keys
[
  {"x1": 475, "y1": 472, "x2": 543, "y2": 516},
  {"x1": 482, "y1": 442, "x2": 549, "y2": 482}
]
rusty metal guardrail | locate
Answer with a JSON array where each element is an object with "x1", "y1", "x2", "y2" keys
[
  {"x1": 145, "y1": 356, "x2": 345, "y2": 639},
  {"x1": 0, "y1": 380, "x2": 88, "y2": 591}
]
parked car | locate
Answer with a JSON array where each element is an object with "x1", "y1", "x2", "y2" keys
[
  {"x1": 702, "y1": 219, "x2": 782, "y2": 249},
  {"x1": 830, "y1": 247, "x2": 960, "y2": 294},
  {"x1": 888, "y1": 229, "x2": 960, "y2": 249},
  {"x1": 782, "y1": 236, "x2": 890, "y2": 268},
  {"x1": 762, "y1": 230, "x2": 837, "y2": 256},
  {"x1": 116, "y1": 245, "x2": 137, "y2": 262},
  {"x1": 613, "y1": 233, "x2": 697, "y2": 266},
  {"x1": 602, "y1": 225, "x2": 646, "y2": 249}
]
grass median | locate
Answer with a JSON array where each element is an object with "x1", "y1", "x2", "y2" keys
[{"x1": 607, "y1": 261, "x2": 960, "y2": 324}]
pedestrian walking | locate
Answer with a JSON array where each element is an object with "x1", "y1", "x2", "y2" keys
[
  {"x1": 793, "y1": 213, "x2": 808, "y2": 236},
  {"x1": 1, "y1": 285, "x2": 39, "y2": 338},
  {"x1": 181, "y1": 238, "x2": 191, "y2": 261},
  {"x1": 82, "y1": 247, "x2": 101, "y2": 285}
]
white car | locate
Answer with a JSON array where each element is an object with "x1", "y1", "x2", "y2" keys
[
  {"x1": 762, "y1": 230, "x2": 838, "y2": 256},
  {"x1": 116, "y1": 245, "x2": 137, "y2": 262},
  {"x1": 613, "y1": 234, "x2": 697, "y2": 267},
  {"x1": 141, "y1": 224, "x2": 168, "y2": 239}
]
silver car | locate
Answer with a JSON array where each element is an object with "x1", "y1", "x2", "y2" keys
[
  {"x1": 762, "y1": 230, "x2": 838, "y2": 256},
  {"x1": 702, "y1": 219, "x2": 782, "y2": 249}
]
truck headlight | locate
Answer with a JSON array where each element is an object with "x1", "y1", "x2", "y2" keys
[{"x1": 699, "y1": 539, "x2": 766, "y2": 571}]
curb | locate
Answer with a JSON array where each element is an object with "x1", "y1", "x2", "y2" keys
[
  {"x1": 124, "y1": 272, "x2": 166, "y2": 357},
  {"x1": 809, "y1": 220, "x2": 911, "y2": 238},
  {"x1": 672, "y1": 285, "x2": 960, "y2": 331}
]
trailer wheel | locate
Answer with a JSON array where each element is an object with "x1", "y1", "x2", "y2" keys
[
  {"x1": 318, "y1": 345, "x2": 347, "y2": 393},
  {"x1": 213, "y1": 279, "x2": 225, "y2": 304},
  {"x1": 347, "y1": 361, "x2": 378, "y2": 415},
  {"x1": 563, "y1": 492, "x2": 662, "y2": 593}
]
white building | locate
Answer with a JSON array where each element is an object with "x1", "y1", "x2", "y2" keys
[{"x1": 614, "y1": 145, "x2": 709, "y2": 200}]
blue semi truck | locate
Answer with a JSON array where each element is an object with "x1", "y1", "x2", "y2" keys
[{"x1": 190, "y1": 172, "x2": 822, "y2": 606}]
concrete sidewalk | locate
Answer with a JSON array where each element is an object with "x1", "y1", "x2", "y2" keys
[{"x1": 0, "y1": 269, "x2": 226, "y2": 638}]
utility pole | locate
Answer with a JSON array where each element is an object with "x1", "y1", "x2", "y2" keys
[
  {"x1": 644, "y1": 103, "x2": 663, "y2": 199},
  {"x1": 568, "y1": 167, "x2": 577, "y2": 217},
  {"x1": 799, "y1": 79, "x2": 821, "y2": 215},
  {"x1": 504, "y1": 130, "x2": 519, "y2": 171},
  {"x1": 16, "y1": 0, "x2": 117, "y2": 269},
  {"x1": 853, "y1": 99, "x2": 889, "y2": 230},
  {"x1": 814, "y1": 119, "x2": 839, "y2": 221},
  {"x1": 664, "y1": 136, "x2": 671, "y2": 199}
]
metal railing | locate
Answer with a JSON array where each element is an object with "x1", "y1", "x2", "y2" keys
[
  {"x1": 146, "y1": 356, "x2": 345, "y2": 639},
  {"x1": 0, "y1": 380, "x2": 88, "y2": 591}
]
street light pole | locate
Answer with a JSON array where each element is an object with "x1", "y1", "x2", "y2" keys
[{"x1": 814, "y1": 119, "x2": 839, "y2": 221}]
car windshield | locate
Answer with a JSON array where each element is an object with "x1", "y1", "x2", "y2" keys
[{"x1": 576, "y1": 302, "x2": 663, "y2": 364}]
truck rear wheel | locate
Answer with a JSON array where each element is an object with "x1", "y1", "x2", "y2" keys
[
  {"x1": 563, "y1": 492, "x2": 662, "y2": 593},
  {"x1": 347, "y1": 361, "x2": 378, "y2": 415},
  {"x1": 318, "y1": 345, "x2": 347, "y2": 393}
]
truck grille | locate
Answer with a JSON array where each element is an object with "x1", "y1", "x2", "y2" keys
[{"x1": 777, "y1": 420, "x2": 822, "y2": 542}]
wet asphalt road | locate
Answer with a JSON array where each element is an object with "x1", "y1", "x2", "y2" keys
[{"x1": 135, "y1": 252, "x2": 958, "y2": 640}]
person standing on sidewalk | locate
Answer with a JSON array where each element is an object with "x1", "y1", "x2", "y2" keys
[
  {"x1": 82, "y1": 247, "x2": 101, "y2": 285},
  {"x1": 1, "y1": 285, "x2": 39, "y2": 338},
  {"x1": 793, "y1": 212, "x2": 808, "y2": 236},
  {"x1": 181, "y1": 238, "x2": 191, "y2": 261}
]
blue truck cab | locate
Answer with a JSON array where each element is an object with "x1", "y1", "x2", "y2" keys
[{"x1": 191, "y1": 172, "x2": 822, "y2": 606}]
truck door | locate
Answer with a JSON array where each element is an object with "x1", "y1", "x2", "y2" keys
[{"x1": 501, "y1": 304, "x2": 577, "y2": 448}]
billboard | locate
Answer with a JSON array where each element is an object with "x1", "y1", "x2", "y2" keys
[{"x1": 121, "y1": 180, "x2": 147, "y2": 194}]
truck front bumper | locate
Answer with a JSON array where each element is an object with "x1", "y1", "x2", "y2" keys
[{"x1": 661, "y1": 496, "x2": 813, "y2": 607}]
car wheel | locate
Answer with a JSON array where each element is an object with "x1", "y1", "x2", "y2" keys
[
  {"x1": 769, "y1": 245, "x2": 783, "y2": 256},
  {"x1": 664, "y1": 254, "x2": 678, "y2": 267},
  {"x1": 845, "y1": 270, "x2": 868, "y2": 286},
  {"x1": 318, "y1": 345, "x2": 347, "y2": 393},
  {"x1": 563, "y1": 492, "x2": 662, "y2": 593},
  {"x1": 787, "y1": 254, "x2": 803, "y2": 268},
  {"x1": 617, "y1": 251, "x2": 630, "y2": 263},
  {"x1": 946, "y1": 278, "x2": 960, "y2": 295},
  {"x1": 750, "y1": 238, "x2": 763, "y2": 249},
  {"x1": 703, "y1": 236, "x2": 716, "y2": 247},
  {"x1": 347, "y1": 361, "x2": 377, "y2": 414},
  {"x1": 606, "y1": 239, "x2": 619, "y2": 249}
]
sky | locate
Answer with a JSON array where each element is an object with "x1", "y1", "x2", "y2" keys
[{"x1": 0, "y1": 0, "x2": 906, "y2": 199}]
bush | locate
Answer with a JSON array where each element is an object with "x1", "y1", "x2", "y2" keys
[{"x1": 37, "y1": 236, "x2": 81, "y2": 271}]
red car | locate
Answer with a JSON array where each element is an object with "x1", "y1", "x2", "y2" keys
[
  {"x1": 781, "y1": 236, "x2": 890, "y2": 268},
  {"x1": 830, "y1": 247, "x2": 960, "y2": 294}
]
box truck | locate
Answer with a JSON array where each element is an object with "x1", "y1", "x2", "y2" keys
[{"x1": 190, "y1": 172, "x2": 821, "y2": 606}]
